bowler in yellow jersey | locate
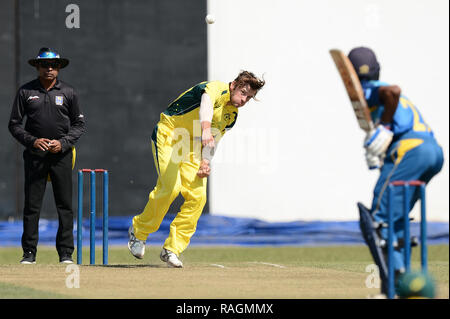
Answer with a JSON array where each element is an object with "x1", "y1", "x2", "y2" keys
[{"x1": 128, "y1": 71, "x2": 265, "y2": 267}]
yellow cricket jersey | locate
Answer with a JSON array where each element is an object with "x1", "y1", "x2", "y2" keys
[{"x1": 159, "y1": 81, "x2": 238, "y2": 140}]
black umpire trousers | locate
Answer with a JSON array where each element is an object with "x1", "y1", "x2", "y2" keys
[{"x1": 22, "y1": 148, "x2": 74, "y2": 257}]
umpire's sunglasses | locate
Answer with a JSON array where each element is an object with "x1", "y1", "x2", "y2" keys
[{"x1": 38, "y1": 60, "x2": 61, "y2": 69}]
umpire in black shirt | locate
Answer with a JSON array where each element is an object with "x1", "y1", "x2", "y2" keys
[{"x1": 8, "y1": 48, "x2": 85, "y2": 264}]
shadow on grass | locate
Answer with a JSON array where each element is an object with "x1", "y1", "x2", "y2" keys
[
  {"x1": 0, "y1": 282, "x2": 71, "y2": 299},
  {"x1": 85, "y1": 264, "x2": 166, "y2": 269}
]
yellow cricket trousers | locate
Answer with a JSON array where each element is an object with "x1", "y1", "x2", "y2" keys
[{"x1": 132, "y1": 123, "x2": 207, "y2": 256}]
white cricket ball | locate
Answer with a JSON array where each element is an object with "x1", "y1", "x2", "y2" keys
[{"x1": 205, "y1": 14, "x2": 215, "y2": 24}]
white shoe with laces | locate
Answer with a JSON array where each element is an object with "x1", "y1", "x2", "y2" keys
[
  {"x1": 128, "y1": 226, "x2": 146, "y2": 259},
  {"x1": 160, "y1": 248, "x2": 183, "y2": 268}
]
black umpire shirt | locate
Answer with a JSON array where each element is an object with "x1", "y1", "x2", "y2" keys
[{"x1": 8, "y1": 78, "x2": 85, "y2": 153}]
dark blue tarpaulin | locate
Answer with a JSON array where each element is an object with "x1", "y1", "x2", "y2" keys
[{"x1": 0, "y1": 214, "x2": 448, "y2": 247}]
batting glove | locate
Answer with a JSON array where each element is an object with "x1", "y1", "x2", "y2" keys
[
  {"x1": 365, "y1": 149, "x2": 383, "y2": 170},
  {"x1": 364, "y1": 124, "x2": 393, "y2": 156}
]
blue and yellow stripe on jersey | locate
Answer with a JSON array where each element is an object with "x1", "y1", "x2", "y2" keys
[
  {"x1": 361, "y1": 80, "x2": 434, "y2": 138},
  {"x1": 160, "y1": 81, "x2": 239, "y2": 138}
]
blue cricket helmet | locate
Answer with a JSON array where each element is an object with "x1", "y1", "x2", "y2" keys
[
  {"x1": 348, "y1": 47, "x2": 380, "y2": 81},
  {"x1": 28, "y1": 47, "x2": 69, "y2": 68}
]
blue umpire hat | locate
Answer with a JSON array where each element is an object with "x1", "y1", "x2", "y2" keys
[
  {"x1": 348, "y1": 47, "x2": 380, "y2": 81},
  {"x1": 28, "y1": 47, "x2": 69, "y2": 68}
]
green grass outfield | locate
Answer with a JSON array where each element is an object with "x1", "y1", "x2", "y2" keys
[{"x1": 0, "y1": 245, "x2": 448, "y2": 299}]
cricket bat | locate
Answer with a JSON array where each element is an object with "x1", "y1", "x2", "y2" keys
[{"x1": 329, "y1": 49, "x2": 374, "y2": 133}]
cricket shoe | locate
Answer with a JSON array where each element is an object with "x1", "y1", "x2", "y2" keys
[
  {"x1": 59, "y1": 254, "x2": 74, "y2": 264},
  {"x1": 128, "y1": 226, "x2": 146, "y2": 259},
  {"x1": 160, "y1": 248, "x2": 183, "y2": 268},
  {"x1": 20, "y1": 251, "x2": 36, "y2": 264}
]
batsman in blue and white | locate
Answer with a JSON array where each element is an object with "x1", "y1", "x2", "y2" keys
[{"x1": 349, "y1": 47, "x2": 444, "y2": 296}]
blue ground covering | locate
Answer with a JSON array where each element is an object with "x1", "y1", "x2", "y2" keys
[{"x1": 0, "y1": 214, "x2": 448, "y2": 247}]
